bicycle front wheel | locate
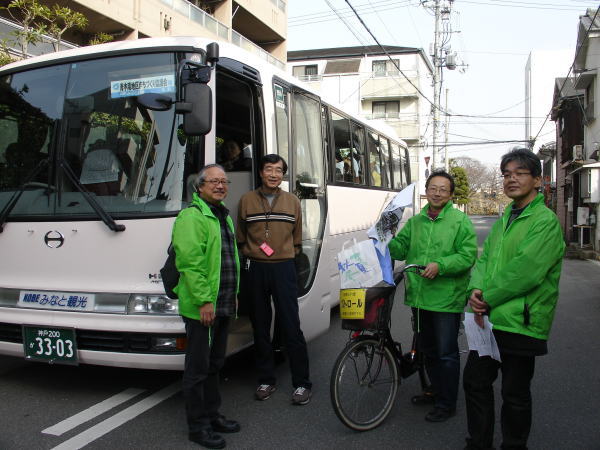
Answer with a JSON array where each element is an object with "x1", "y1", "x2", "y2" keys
[{"x1": 330, "y1": 338, "x2": 399, "y2": 431}]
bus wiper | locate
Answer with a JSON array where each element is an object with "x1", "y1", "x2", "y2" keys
[
  {"x1": 0, "y1": 158, "x2": 49, "y2": 233},
  {"x1": 59, "y1": 159, "x2": 126, "y2": 232}
]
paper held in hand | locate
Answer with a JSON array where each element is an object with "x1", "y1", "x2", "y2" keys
[
  {"x1": 367, "y1": 183, "x2": 415, "y2": 254},
  {"x1": 463, "y1": 312, "x2": 502, "y2": 362}
]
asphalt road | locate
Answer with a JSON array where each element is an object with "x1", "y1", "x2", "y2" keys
[{"x1": 1, "y1": 215, "x2": 600, "y2": 449}]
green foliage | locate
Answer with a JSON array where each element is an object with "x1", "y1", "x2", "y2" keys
[
  {"x1": 88, "y1": 32, "x2": 114, "y2": 46},
  {"x1": 46, "y1": 5, "x2": 88, "y2": 51},
  {"x1": 450, "y1": 166, "x2": 470, "y2": 205},
  {"x1": 2, "y1": 0, "x2": 50, "y2": 57},
  {"x1": 0, "y1": 0, "x2": 90, "y2": 61}
]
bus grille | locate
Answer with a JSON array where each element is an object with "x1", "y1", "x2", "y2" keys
[{"x1": 0, "y1": 323, "x2": 184, "y2": 353}]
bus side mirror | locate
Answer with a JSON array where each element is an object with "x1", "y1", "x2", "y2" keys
[{"x1": 177, "y1": 83, "x2": 212, "y2": 136}]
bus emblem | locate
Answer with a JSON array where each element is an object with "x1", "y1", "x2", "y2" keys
[{"x1": 44, "y1": 231, "x2": 65, "y2": 248}]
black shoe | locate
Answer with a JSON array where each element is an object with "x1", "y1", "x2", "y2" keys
[
  {"x1": 411, "y1": 393, "x2": 435, "y2": 405},
  {"x1": 211, "y1": 416, "x2": 241, "y2": 433},
  {"x1": 188, "y1": 429, "x2": 226, "y2": 449},
  {"x1": 425, "y1": 407, "x2": 456, "y2": 422}
]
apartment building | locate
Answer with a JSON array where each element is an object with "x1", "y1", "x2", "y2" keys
[
  {"x1": 287, "y1": 46, "x2": 434, "y2": 188},
  {"x1": 0, "y1": 0, "x2": 287, "y2": 68}
]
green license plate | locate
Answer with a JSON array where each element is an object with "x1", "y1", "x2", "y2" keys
[{"x1": 23, "y1": 326, "x2": 78, "y2": 365}]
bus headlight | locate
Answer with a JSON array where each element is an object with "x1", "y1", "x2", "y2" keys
[{"x1": 127, "y1": 295, "x2": 179, "y2": 314}]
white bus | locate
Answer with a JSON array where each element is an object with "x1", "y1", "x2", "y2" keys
[{"x1": 0, "y1": 37, "x2": 414, "y2": 370}]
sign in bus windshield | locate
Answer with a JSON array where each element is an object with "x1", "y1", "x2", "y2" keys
[{"x1": 110, "y1": 74, "x2": 175, "y2": 98}]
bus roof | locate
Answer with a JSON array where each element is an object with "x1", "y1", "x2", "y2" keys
[{"x1": 1, "y1": 36, "x2": 407, "y2": 148}]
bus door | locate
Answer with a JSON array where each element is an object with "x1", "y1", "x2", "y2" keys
[
  {"x1": 289, "y1": 88, "x2": 330, "y2": 338},
  {"x1": 213, "y1": 59, "x2": 264, "y2": 228}
]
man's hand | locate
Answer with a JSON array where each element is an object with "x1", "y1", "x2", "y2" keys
[
  {"x1": 421, "y1": 262, "x2": 439, "y2": 279},
  {"x1": 199, "y1": 302, "x2": 215, "y2": 327},
  {"x1": 469, "y1": 289, "x2": 488, "y2": 328}
]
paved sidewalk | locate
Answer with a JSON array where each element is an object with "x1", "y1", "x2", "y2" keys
[{"x1": 527, "y1": 258, "x2": 600, "y2": 448}]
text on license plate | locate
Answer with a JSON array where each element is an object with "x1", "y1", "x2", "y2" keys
[{"x1": 23, "y1": 326, "x2": 78, "y2": 365}]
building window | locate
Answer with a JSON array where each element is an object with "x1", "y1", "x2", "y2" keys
[
  {"x1": 292, "y1": 65, "x2": 318, "y2": 81},
  {"x1": 372, "y1": 59, "x2": 399, "y2": 77},
  {"x1": 372, "y1": 101, "x2": 399, "y2": 119},
  {"x1": 586, "y1": 82, "x2": 595, "y2": 122}
]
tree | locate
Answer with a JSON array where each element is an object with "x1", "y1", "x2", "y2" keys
[
  {"x1": 45, "y1": 5, "x2": 87, "y2": 52},
  {"x1": 88, "y1": 32, "x2": 114, "y2": 46},
  {"x1": 450, "y1": 166, "x2": 469, "y2": 205},
  {"x1": 0, "y1": 0, "x2": 92, "y2": 67},
  {"x1": 1, "y1": 0, "x2": 50, "y2": 58}
]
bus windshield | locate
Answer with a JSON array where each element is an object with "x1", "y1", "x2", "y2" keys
[{"x1": 0, "y1": 52, "x2": 193, "y2": 219}]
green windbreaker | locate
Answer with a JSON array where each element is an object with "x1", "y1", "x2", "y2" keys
[
  {"x1": 388, "y1": 201, "x2": 477, "y2": 313},
  {"x1": 468, "y1": 194, "x2": 565, "y2": 340},
  {"x1": 172, "y1": 193, "x2": 240, "y2": 321}
]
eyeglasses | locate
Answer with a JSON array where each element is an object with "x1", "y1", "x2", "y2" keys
[
  {"x1": 501, "y1": 171, "x2": 531, "y2": 180},
  {"x1": 263, "y1": 167, "x2": 284, "y2": 175},
  {"x1": 426, "y1": 187, "x2": 450, "y2": 195},
  {"x1": 203, "y1": 179, "x2": 231, "y2": 186}
]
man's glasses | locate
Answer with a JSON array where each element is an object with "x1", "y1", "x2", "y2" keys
[
  {"x1": 426, "y1": 187, "x2": 450, "y2": 195},
  {"x1": 204, "y1": 179, "x2": 231, "y2": 186},
  {"x1": 263, "y1": 167, "x2": 284, "y2": 175},
  {"x1": 501, "y1": 171, "x2": 531, "y2": 180}
]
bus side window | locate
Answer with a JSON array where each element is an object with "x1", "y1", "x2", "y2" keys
[
  {"x1": 331, "y1": 112, "x2": 351, "y2": 183},
  {"x1": 379, "y1": 137, "x2": 392, "y2": 189},
  {"x1": 367, "y1": 131, "x2": 382, "y2": 187},
  {"x1": 390, "y1": 142, "x2": 403, "y2": 190},
  {"x1": 273, "y1": 83, "x2": 290, "y2": 176},
  {"x1": 350, "y1": 122, "x2": 366, "y2": 185}
]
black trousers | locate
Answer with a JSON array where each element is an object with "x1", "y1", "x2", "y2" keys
[
  {"x1": 248, "y1": 259, "x2": 311, "y2": 389},
  {"x1": 182, "y1": 315, "x2": 230, "y2": 433},
  {"x1": 463, "y1": 350, "x2": 536, "y2": 450}
]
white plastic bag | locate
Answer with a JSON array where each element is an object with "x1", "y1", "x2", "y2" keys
[{"x1": 337, "y1": 239, "x2": 383, "y2": 289}]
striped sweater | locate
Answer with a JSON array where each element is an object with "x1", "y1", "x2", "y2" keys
[{"x1": 236, "y1": 188, "x2": 302, "y2": 262}]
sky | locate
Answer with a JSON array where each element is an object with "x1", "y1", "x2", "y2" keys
[{"x1": 286, "y1": 0, "x2": 598, "y2": 168}]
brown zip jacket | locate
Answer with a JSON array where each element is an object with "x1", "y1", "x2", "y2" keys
[{"x1": 236, "y1": 187, "x2": 302, "y2": 262}]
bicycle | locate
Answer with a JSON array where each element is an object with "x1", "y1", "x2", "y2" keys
[{"x1": 330, "y1": 264, "x2": 430, "y2": 431}]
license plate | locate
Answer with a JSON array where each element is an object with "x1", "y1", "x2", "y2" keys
[
  {"x1": 339, "y1": 289, "x2": 367, "y2": 319},
  {"x1": 23, "y1": 326, "x2": 78, "y2": 365},
  {"x1": 18, "y1": 291, "x2": 95, "y2": 312}
]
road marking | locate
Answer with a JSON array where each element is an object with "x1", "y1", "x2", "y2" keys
[
  {"x1": 43, "y1": 388, "x2": 145, "y2": 436},
  {"x1": 50, "y1": 382, "x2": 180, "y2": 450}
]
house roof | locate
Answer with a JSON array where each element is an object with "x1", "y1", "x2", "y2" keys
[
  {"x1": 551, "y1": 77, "x2": 584, "y2": 120},
  {"x1": 575, "y1": 8, "x2": 600, "y2": 69},
  {"x1": 287, "y1": 45, "x2": 434, "y2": 73},
  {"x1": 555, "y1": 77, "x2": 582, "y2": 99}
]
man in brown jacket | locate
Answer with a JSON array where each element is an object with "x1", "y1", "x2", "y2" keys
[{"x1": 237, "y1": 154, "x2": 312, "y2": 405}]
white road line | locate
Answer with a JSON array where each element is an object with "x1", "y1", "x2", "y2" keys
[
  {"x1": 51, "y1": 382, "x2": 180, "y2": 450},
  {"x1": 43, "y1": 388, "x2": 145, "y2": 436}
]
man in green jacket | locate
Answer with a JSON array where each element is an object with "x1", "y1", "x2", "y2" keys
[
  {"x1": 389, "y1": 171, "x2": 477, "y2": 422},
  {"x1": 172, "y1": 164, "x2": 241, "y2": 449},
  {"x1": 464, "y1": 148, "x2": 565, "y2": 449}
]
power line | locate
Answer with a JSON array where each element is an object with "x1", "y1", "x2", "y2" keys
[
  {"x1": 342, "y1": 0, "x2": 444, "y2": 114},
  {"x1": 458, "y1": 0, "x2": 598, "y2": 11}
]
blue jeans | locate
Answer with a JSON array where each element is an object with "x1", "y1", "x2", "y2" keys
[{"x1": 413, "y1": 308, "x2": 461, "y2": 411}]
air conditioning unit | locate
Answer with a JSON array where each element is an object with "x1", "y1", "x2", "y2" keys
[{"x1": 573, "y1": 145, "x2": 583, "y2": 161}]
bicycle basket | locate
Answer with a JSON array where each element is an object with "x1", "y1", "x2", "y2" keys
[{"x1": 341, "y1": 283, "x2": 396, "y2": 332}]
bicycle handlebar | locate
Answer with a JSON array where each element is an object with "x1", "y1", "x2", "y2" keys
[{"x1": 393, "y1": 264, "x2": 426, "y2": 284}]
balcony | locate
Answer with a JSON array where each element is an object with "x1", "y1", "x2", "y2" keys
[
  {"x1": 363, "y1": 112, "x2": 420, "y2": 141},
  {"x1": 361, "y1": 72, "x2": 420, "y2": 100},
  {"x1": 159, "y1": 0, "x2": 286, "y2": 70}
]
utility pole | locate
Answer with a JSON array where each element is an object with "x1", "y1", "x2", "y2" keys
[
  {"x1": 421, "y1": 0, "x2": 458, "y2": 171},
  {"x1": 444, "y1": 87, "x2": 449, "y2": 171}
]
